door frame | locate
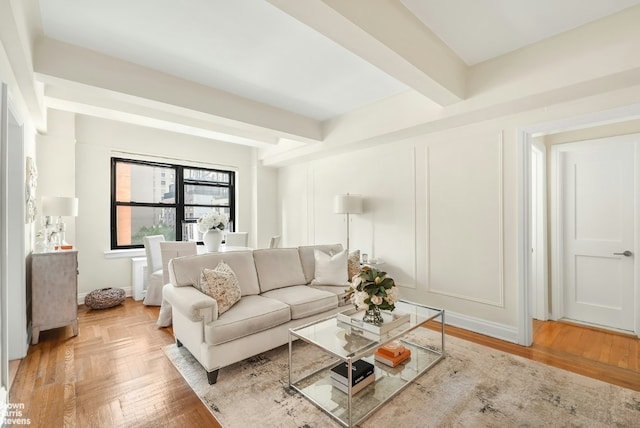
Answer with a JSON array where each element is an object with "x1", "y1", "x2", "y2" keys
[
  {"x1": 550, "y1": 136, "x2": 640, "y2": 331},
  {"x1": 517, "y1": 103, "x2": 640, "y2": 345},
  {"x1": 0, "y1": 83, "x2": 9, "y2": 413},
  {"x1": 530, "y1": 141, "x2": 548, "y2": 321}
]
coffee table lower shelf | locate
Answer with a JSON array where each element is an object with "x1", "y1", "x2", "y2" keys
[{"x1": 289, "y1": 341, "x2": 443, "y2": 427}]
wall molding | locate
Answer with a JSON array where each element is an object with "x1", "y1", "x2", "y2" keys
[
  {"x1": 426, "y1": 132, "x2": 505, "y2": 307},
  {"x1": 406, "y1": 146, "x2": 418, "y2": 289}
]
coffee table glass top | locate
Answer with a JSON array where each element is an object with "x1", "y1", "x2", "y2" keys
[
  {"x1": 288, "y1": 300, "x2": 445, "y2": 427},
  {"x1": 291, "y1": 300, "x2": 441, "y2": 358}
]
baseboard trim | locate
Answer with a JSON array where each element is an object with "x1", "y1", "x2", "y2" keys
[{"x1": 443, "y1": 310, "x2": 519, "y2": 344}]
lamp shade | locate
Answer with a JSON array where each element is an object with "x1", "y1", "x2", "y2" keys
[
  {"x1": 333, "y1": 194, "x2": 362, "y2": 214},
  {"x1": 42, "y1": 196, "x2": 79, "y2": 217}
]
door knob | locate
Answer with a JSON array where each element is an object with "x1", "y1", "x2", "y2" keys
[{"x1": 613, "y1": 250, "x2": 633, "y2": 257}]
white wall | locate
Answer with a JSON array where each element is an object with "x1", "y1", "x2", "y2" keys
[
  {"x1": 279, "y1": 122, "x2": 518, "y2": 335},
  {"x1": 35, "y1": 109, "x2": 76, "y2": 242},
  {"x1": 251, "y1": 151, "x2": 279, "y2": 249},
  {"x1": 61, "y1": 114, "x2": 267, "y2": 296},
  {"x1": 278, "y1": 83, "x2": 640, "y2": 342}
]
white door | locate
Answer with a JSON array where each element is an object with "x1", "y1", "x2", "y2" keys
[{"x1": 560, "y1": 138, "x2": 636, "y2": 331}]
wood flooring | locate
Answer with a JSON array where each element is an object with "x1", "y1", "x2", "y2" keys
[
  {"x1": 10, "y1": 299, "x2": 220, "y2": 428},
  {"x1": 9, "y1": 299, "x2": 640, "y2": 427}
]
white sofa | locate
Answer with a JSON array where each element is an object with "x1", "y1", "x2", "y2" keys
[{"x1": 161, "y1": 244, "x2": 350, "y2": 384}]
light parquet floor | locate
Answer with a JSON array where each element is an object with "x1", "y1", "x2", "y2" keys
[
  {"x1": 10, "y1": 299, "x2": 220, "y2": 428},
  {"x1": 9, "y1": 299, "x2": 640, "y2": 427}
]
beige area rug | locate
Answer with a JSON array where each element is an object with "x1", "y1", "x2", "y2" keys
[{"x1": 162, "y1": 328, "x2": 640, "y2": 427}]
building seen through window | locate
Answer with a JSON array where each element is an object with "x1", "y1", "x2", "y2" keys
[{"x1": 111, "y1": 158, "x2": 235, "y2": 249}]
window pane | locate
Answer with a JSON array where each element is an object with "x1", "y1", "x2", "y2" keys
[
  {"x1": 182, "y1": 222, "x2": 200, "y2": 242},
  {"x1": 184, "y1": 184, "x2": 229, "y2": 205},
  {"x1": 184, "y1": 168, "x2": 230, "y2": 183},
  {"x1": 184, "y1": 206, "x2": 230, "y2": 221},
  {"x1": 116, "y1": 162, "x2": 176, "y2": 203},
  {"x1": 116, "y1": 206, "x2": 176, "y2": 246}
]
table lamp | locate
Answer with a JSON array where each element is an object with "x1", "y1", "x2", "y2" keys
[{"x1": 42, "y1": 196, "x2": 79, "y2": 247}]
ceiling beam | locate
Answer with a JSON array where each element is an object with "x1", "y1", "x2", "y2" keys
[
  {"x1": 0, "y1": 0, "x2": 45, "y2": 131},
  {"x1": 33, "y1": 37, "x2": 323, "y2": 142},
  {"x1": 268, "y1": 0, "x2": 466, "y2": 106},
  {"x1": 43, "y1": 82, "x2": 283, "y2": 148}
]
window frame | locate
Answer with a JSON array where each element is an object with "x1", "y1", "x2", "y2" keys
[{"x1": 110, "y1": 157, "x2": 235, "y2": 250}]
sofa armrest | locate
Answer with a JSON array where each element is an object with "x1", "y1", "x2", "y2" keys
[{"x1": 163, "y1": 284, "x2": 219, "y2": 324}]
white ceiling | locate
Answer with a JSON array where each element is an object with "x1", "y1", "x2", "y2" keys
[
  {"x1": 36, "y1": 0, "x2": 640, "y2": 124},
  {"x1": 401, "y1": 0, "x2": 640, "y2": 65},
  {"x1": 37, "y1": 0, "x2": 408, "y2": 121}
]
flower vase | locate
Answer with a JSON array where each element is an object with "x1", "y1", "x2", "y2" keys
[
  {"x1": 203, "y1": 229, "x2": 223, "y2": 252},
  {"x1": 363, "y1": 306, "x2": 384, "y2": 325}
]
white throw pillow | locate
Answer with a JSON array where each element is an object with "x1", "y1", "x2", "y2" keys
[{"x1": 312, "y1": 249, "x2": 348, "y2": 285}]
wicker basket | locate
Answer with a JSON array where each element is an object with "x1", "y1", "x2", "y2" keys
[{"x1": 85, "y1": 287, "x2": 126, "y2": 309}]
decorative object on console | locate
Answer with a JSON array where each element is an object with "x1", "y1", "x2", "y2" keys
[
  {"x1": 344, "y1": 266, "x2": 398, "y2": 325},
  {"x1": 40, "y1": 196, "x2": 79, "y2": 249},
  {"x1": 333, "y1": 193, "x2": 362, "y2": 252},
  {"x1": 25, "y1": 156, "x2": 38, "y2": 224},
  {"x1": 197, "y1": 210, "x2": 228, "y2": 252}
]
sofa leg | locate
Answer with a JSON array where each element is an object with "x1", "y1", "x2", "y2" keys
[
  {"x1": 207, "y1": 369, "x2": 219, "y2": 385},
  {"x1": 176, "y1": 338, "x2": 183, "y2": 348}
]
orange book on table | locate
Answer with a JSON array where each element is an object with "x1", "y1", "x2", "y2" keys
[
  {"x1": 374, "y1": 347, "x2": 411, "y2": 367},
  {"x1": 379, "y1": 341, "x2": 405, "y2": 356}
]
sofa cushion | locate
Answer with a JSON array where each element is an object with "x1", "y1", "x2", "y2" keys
[
  {"x1": 168, "y1": 250, "x2": 260, "y2": 296},
  {"x1": 298, "y1": 244, "x2": 344, "y2": 284},
  {"x1": 252, "y1": 248, "x2": 306, "y2": 292},
  {"x1": 204, "y1": 295, "x2": 291, "y2": 345},
  {"x1": 261, "y1": 286, "x2": 338, "y2": 319},
  {"x1": 199, "y1": 262, "x2": 242, "y2": 315},
  {"x1": 310, "y1": 285, "x2": 351, "y2": 307},
  {"x1": 311, "y1": 249, "x2": 348, "y2": 285}
]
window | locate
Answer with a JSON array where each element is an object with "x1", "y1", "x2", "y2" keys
[{"x1": 111, "y1": 158, "x2": 235, "y2": 249}]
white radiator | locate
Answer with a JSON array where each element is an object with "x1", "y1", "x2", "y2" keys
[{"x1": 131, "y1": 257, "x2": 148, "y2": 301}]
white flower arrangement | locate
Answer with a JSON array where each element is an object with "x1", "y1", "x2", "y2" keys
[
  {"x1": 344, "y1": 266, "x2": 398, "y2": 311},
  {"x1": 197, "y1": 211, "x2": 229, "y2": 233}
]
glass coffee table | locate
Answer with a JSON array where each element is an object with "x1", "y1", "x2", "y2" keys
[{"x1": 288, "y1": 300, "x2": 445, "y2": 427}]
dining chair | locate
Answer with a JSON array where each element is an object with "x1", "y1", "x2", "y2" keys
[
  {"x1": 160, "y1": 241, "x2": 198, "y2": 285},
  {"x1": 269, "y1": 235, "x2": 281, "y2": 248},
  {"x1": 225, "y1": 232, "x2": 249, "y2": 247},
  {"x1": 156, "y1": 241, "x2": 198, "y2": 326},
  {"x1": 143, "y1": 235, "x2": 165, "y2": 306}
]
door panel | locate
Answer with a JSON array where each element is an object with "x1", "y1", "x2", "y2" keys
[{"x1": 562, "y1": 140, "x2": 635, "y2": 331}]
